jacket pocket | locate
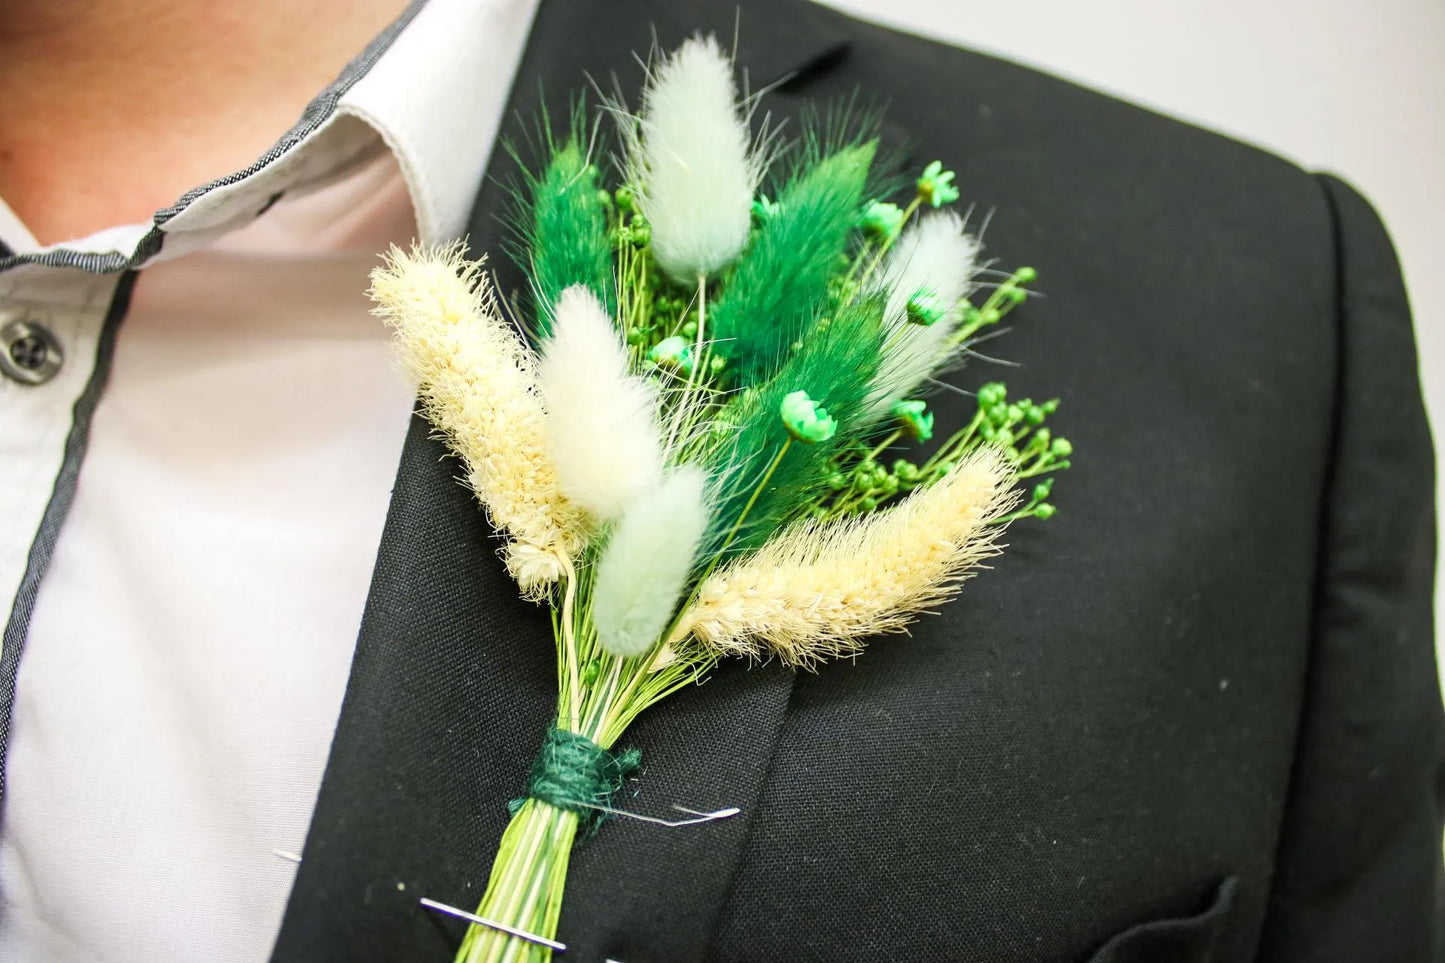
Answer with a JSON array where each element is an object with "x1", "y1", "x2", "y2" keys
[{"x1": 1084, "y1": 877, "x2": 1239, "y2": 963}]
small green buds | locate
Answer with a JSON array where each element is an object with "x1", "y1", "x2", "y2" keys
[
  {"x1": 905, "y1": 288, "x2": 947, "y2": 327},
  {"x1": 1034, "y1": 503, "x2": 1057, "y2": 520},
  {"x1": 917, "y1": 160, "x2": 960, "y2": 207},
  {"x1": 977, "y1": 382, "x2": 1007, "y2": 409},
  {"x1": 648, "y1": 335, "x2": 695, "y2": 376},
  {"x1": 615, "y1": 212, "x2": 651, "y2": 248},
  {"x1": 892, "y1": 399, "x2": 934, "y2": 442},
  {"x1": 628, "y1": 212, "x2": 651, "y2": 247},
  {"x1": 780, "y1": 390, "x2": 838, "y2": 443},
  {"x1": 893, "y1": 458, "x2": 921, "y2": 483},
  {"x1": 1051, "y1": 437, "x2": 1073, "y2": 458},
  {"x1": 860, "y1": 200, "x2": 905, "y2": 240}
]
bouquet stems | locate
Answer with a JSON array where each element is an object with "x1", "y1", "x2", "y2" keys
[
  {"x1": 452, "y1": 565, "x2": 711, "y2": 962},
  {"x1": 456, "y1": 800, "x2": 578, "y2": 963}
]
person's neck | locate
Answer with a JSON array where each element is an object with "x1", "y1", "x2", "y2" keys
[{"x1": 0, "y1": 0, "x2": 410, "y2": 246}]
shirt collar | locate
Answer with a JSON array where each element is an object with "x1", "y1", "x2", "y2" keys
[{"x1": 0, "y1": 0, "x2": 538, "y2": 274}]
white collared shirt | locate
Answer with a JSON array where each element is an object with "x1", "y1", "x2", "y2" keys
[{"x1": 0, "y1": 2, "x2": 536, "y2": 960}]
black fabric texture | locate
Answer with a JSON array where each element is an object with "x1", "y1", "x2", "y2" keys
[
  {"x1": 1085, "y1": 876, "x2": 1238, "y2": 962},
  {"x1": 272, "y1": 1, "x2": 1445, "y2": 960},
  {"x1": 1250, "y1": 177, "x2": 1445, "y2": 960}
]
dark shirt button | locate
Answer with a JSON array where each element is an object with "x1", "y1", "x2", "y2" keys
[{"x1": 0, "y1": 317, "x2": 63, "y2": 386}]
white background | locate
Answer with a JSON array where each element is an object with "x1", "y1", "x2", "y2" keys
[{"x1": 826, "y1": 0, "x2": 1445, "y2": 680}]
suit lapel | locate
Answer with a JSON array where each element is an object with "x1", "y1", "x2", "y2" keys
[{"x1": 271, "y1": 2, "x2": 850, "y2": 960}]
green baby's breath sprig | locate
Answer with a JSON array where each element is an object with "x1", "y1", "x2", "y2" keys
[
  {"x1": 860, "y1": 199, "x2": 905, "y2": 240},
  {"x1": 917, "y1": 159, "x2": 960, "y2": 207}
]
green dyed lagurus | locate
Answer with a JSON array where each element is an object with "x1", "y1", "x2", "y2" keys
[
  {"x1": 526, "y1": 140, "x2": 613, "y2": 333},
  {"x1": 707, "y1": 141, "x2": 878, "y2": 388},
  {"x1": 703, "y1": 294, "x2": 885, "y2": 559}
]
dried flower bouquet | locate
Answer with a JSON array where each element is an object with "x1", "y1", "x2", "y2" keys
[{"x1": 369, "y1": 34, "x2": 1071, "y2": 963}]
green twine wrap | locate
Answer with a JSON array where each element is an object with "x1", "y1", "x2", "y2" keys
[{"x1": 508, "y1": 726, "x2": 642, "y2": 837}]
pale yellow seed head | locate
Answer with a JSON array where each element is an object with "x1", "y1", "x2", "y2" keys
[
  {"x1": 672, "y1": 449, "x2": 1017, "y2": 668},
  {"x1": 369, "y1": 243, "x2": 590, "y2": 596}
]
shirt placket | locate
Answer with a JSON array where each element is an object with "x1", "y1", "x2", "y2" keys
[{"x1": 0, "y1": 265, "x2": 125, "y2": 664}]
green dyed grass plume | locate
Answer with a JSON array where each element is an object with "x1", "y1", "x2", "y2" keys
[{"x1": 708, "y1": 141, "x2": 878, "y2": 388}]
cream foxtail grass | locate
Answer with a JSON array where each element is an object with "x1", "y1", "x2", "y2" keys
[
  {"x1": 376, "y1": 31, "x2": 1072, "y2": 962},
  {"x1": 370, "y1": 244, "x2": 588, "y2": 597},
  {"x1": 668, "y1": 449, "x2": 1017, "y2": 668}
]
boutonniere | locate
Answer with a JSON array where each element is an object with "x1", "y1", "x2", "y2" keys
[{"x1": 370, "y1": 33, "x2": 1071, "y2": 962}]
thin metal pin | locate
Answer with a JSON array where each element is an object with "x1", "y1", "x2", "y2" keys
[
  {"x1": 418, "y1": 897, "x2": 567, "y2": 952},
  {"x1": 570, "y1": 802, "x2": 741, "y2": 828},
  {"x1": 273, "y1": 849, "x2": 302, "y2": 863},
  {"x1": 671, "y1": 805, "x2": 740, "y2": 818}
]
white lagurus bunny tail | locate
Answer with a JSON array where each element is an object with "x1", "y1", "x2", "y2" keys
[
  {"x1": 629, "y1": 34, "x2": 759, "y2": 282},
  {"x1": 539, "y1": 285, "x2": 663, "y2": 522},
  {"x1": 865, "y1": 212, "x2": 982, "y2": 416},
  {"x1": 593, "y1": 468, "x2": 711, "y2": 658}
]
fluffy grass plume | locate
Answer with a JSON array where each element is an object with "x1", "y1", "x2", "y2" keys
[
  {"x1": 524, "y1": 137, "x2": 614, "y2": 333},
  {"x1": 627, "y1": 35, "x2": 759, "y2": 281},
  {"x1": 370, "y1": 244, "x2": 588, "y2": 596},
  {"x1": 704, "y1": 294, "x2": 885, "y2": 559},
  {"x1": 672, "y1": 449, "x2": 1016, "y2": 667},
  {"x1": 866, "y1": 211, "x2": 981, "y2": 415},
  {"x1": 709, "y1": 142, "x2": 877, "y2": 388},
  {"x1": 539, "y1": 285, "x2": 662, "y2": 521},
  {"x1": 593, "y1": 468, "x2": 710, "y2": 657}
]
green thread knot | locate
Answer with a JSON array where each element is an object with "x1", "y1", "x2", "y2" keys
[{"x1": 508, "y1": 726, "x2": 641, "y2": 838}]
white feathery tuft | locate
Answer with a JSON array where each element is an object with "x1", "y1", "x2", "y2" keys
[
  {"x1": 865, "y1": 211, "x2": 982, "y2": 416},
  {"x1": 627, "y1": 34, "x2": 759, "y2": 281},
  {"x1": 538, "y1": 285, "x2": 663, "y2": 522},
  {"x1": 593, "y1": 468, "x2": 710, "y2": 658}
]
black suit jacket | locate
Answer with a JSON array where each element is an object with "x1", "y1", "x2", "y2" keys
[{"x1": 271, "y1": 1, "x2": 1445, "y2": 960}]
